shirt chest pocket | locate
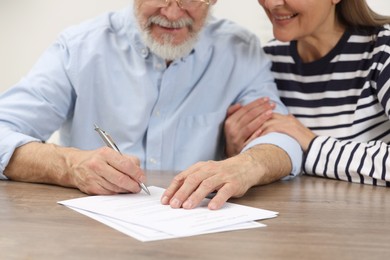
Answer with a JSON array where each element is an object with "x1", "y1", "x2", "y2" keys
[{"x1": 173, "y1": 110, "x2": 227, "y2": 170}]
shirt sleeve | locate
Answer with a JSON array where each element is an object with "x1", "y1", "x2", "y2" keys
[
  {"x1": 0, "y1": 127, "x2": 41, "y2": 179},
  {"x1": 0, "y1": 37, "x2": 75, "y2": 178},
  {"x1": 304, "y1": 136, "x2": 390, "y2": 185},
  {"x1": 243, "y1": 133, "x2": 303, "y2": 178}
]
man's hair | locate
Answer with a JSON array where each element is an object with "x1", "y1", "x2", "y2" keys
[{"x1": 336, "y1": 0, "x2": 390, "y2": 30}]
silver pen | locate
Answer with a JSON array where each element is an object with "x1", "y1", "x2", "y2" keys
[{"x1": 94, "y1": 124, "x2": 151, "y2": 195}]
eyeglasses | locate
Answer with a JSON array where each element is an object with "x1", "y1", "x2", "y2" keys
[{"x1": 145, "y1": 0, "x2": 210, "y2": 10}]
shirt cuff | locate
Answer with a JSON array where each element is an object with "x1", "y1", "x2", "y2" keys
[
  {"x1": 242, "y1": 132, "x2": 303, "y2": 178},
  {"x1": 0, "y1": 127, "x2": 41, "y2": 179}
]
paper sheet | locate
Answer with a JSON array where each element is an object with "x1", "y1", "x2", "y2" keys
[
  {"x1": 70, "y1": 207, "x2": 266, "y2": 242},
  {"x1": 58, "y1": 186, "x2": 277, "y2": 241}
]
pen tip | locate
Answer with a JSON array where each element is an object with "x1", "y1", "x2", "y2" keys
[{"x1": 140, "y1": 183, "x2": 151, "y2": 195}]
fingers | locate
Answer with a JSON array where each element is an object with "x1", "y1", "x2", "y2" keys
[
  {"x1": 225, "y1": 98, "x2": 275, "y2": 157},
  {"x1": 226, "y1": 98, "x2": 263, "y2": 129},
  {"x1": 180, "y1": 173, "x2": 221, "y2": 209},
  {"x1": 259, "y1": 113, "x2": 291, "y2": 136},
  {"x1": 226, "y1": 103, "x2": 242, "y2": 117},
  {"x1": 161, "y1": 160, "x2": 248, "y2": 210},
  {"x1": 161, "y1": 171, "x2": 187, "y2": 206},
  {"x1": 208, "y1": 184, "x2": 236, "y2": 210},
  {"x1": 93, "y1": 180, "x2": 130, "y2": 195},
  {"x1": 99, "y1": 165, "x2": 142, "y2": 193},
  {"x1": 259, "y1": 113, "x2": 317, "y2": 151},
  {"x1": 182, "y1": 181, "x2": 237, "y2": 210},
  {"x1": 227, "y1": 98, "x2": 275, "y2": 139},
  {"x1": 227, "y1": 98, "x2": 272, "y2": 125},
  {"x1": 243, "y1": 128, "x2": 263, "y2": 148},
  {"x1": 242, "y1": 108, "x2": 273, "y2": 142},
  {"x1": 72, "y1": 147, "x2": 145, "y2": 195},
  {"x1": 161, "y1": 167, "x2": 203, "y2": 208},
  {"x1": 161, "y1": 162, "x2": 220, "y2": 209},
  {"x1": 99, "y1": 148, "x2": 145, "y2": 192},
  {"x1": 104, "y1": 150, "x2": 145, "y2": 182}
]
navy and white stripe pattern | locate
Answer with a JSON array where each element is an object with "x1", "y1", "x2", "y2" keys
[{"x1": 264, "y1": 25, "x2": 390, "y2": 186}]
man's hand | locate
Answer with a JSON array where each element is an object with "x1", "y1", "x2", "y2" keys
[
  {"x1": 161, "y1": 157, "x2": 256, "y2": 210},
  {"x1": 66, "y1": 147, "x2": 146, "y2": 195},
  {"x1": 224, "y1": 98, "x2": 275, "y2": 157},
  {"x1": 161, "y1": 144, "x2": 291, "y2": 210},
  {"x1": 5, "y1": 142, "x2": 146, "y2": 195}
]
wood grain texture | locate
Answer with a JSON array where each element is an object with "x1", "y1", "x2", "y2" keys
[{"x1": 1, "y1": 172, "x2": 389, "y2": 260}]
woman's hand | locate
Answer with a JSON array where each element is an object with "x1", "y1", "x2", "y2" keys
[
  {"x1": 224, "y1": 98, "x2": 275, "y2": 157},
  {"x1": 260, "y1": 113, "x2": 316, "y2": 152}
]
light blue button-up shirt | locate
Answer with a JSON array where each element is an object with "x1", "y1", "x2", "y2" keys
[{"x1": 0, "y1": 6, "x2": 302, "y2": 178}]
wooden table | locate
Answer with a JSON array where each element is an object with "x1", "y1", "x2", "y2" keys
[{"x1": 1, "y1": 172, "x2": 389, "y2": 260}]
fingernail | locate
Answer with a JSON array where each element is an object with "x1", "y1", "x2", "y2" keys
[
  {"x1": 161, "y1": 196, "x2": 169, "y2": 205},
  {"x1": 183, "y1": 199, "x2": 193, "y2": 209},
  {"x1": 170, "y1": 198, "x2": 181, "y2": 208},
  {"x1": 208, "y1": 202, "x2": 218, "y2": 210}
]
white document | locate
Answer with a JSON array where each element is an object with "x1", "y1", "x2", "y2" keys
[
  {"x1": 58, "y1": 186, "x2": 277, "y2": 241},
  {"x1": 70, "y1": 207, "x2": 265, "y2": 242}
]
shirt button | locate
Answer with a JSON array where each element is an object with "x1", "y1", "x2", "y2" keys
[
  {"x1": 141, "y1": 48, "x2": 149, "y2": 58},
  {"x1": 155, "y1": 110, "x2": 161, "y2": 117},
  {"x1": 149, "y1": 158, "x2": 157, "y2": 164},
  {"x1": 155, "y1": 63, "x2": 164, "y2": 70}
]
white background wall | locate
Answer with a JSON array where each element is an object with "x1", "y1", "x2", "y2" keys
[{"x1": 1, "y1": 0, "x2": 389, "y2": 92}]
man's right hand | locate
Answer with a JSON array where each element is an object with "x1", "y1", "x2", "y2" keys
[
  {"x1": 4, "y1": 142, "x2": 146, "y2": 195},
  {"x1": 67, "y1": 147, "x2": 146, "y2": 195}
]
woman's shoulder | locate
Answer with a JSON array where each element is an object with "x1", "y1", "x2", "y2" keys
[
  {"x1": 376, "y1": 24, "x2": 390, "y2": 42},
  {"x1": 377, "y1": 24, "x2": 390, "y2": 34},
  {"x1": 345, "y1": 25, "x2": 389, "y2": 55},
  {"x1": 348, "y1": 24, "x2": 390, "y2": 42}
]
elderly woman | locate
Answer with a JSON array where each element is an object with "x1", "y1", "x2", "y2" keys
[{"x1": 225, "y1": 0, "x2": 390, "y2": 186}]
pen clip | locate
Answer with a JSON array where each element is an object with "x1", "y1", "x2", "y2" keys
[
  {"x1": 106, "y1": 133, "x2": 121, "y2": 154},
  {"x1": 94, "y1": 124, "x2": 121, "y2": 154}
]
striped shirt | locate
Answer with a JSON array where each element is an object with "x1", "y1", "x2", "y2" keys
[{"x1": 263, "y1": 25, "x2": 390, "y2": 187}]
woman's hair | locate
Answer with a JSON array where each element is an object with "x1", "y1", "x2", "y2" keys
[{"x1": 336, "y1": 0, "x2": 390, "y2": 29}]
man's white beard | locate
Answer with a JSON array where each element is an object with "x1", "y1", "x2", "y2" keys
[
  {"x1": 141, "y1": 30, "x2": 198, "y2": 61},
  {"x1": 139, "y1": 15, "x2": 200, "y2": 61}
]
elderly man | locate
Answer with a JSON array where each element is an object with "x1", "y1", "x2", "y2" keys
[{"x1": 0, "y1": 0, "x2": 301, "y2": 210}]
